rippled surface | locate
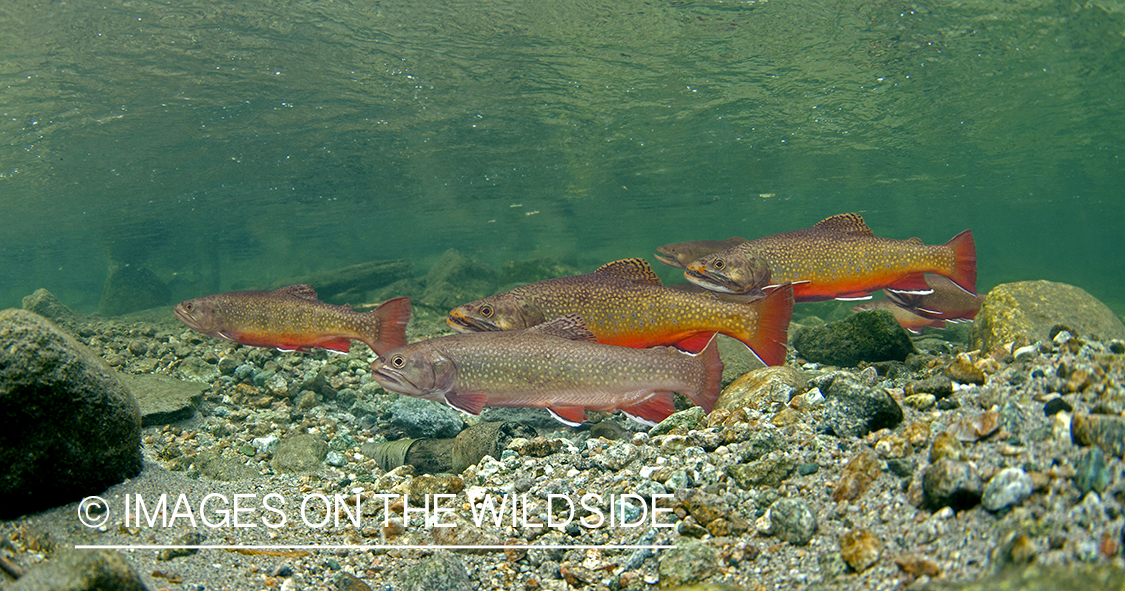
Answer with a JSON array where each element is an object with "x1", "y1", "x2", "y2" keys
[{"x1": 2, "y1": 0, "x2": 1122, "y2": 313}]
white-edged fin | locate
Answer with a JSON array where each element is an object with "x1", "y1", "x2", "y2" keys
[
  {"x1": 765, "y1": 280, "x2": 811, "y2": 290},
  {"x1": 546, "y1": 406, "x2": 587, "y2": 427},
  {"x1": 835, "y1": 294, "x2": 874, "y2": 301},
  {"x1": 444, "y1": 392, "x2": 487, "y2": 416},
  {"x1": 528, "y1": 314, "x2": 598, "y2": 342},
  {"x1": 218, "y1": 331, "x2": 238, "y2": 341},
  {"x1": 621, "y1": 412, "x2": 659, "y2": 427},
  {"x1": 887, "y1": 288, "x2": 935, "y2": 296}
]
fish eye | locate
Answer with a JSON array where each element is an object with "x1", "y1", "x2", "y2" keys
[
  {"x1": 390, "y1": 354, "x2": 406, "y2": 368},
  {"x1": 183, "y1": 302, "x2": 194, "y2": 312},
  {"x1": 479, "y1": 304, "x2": 494, "y2": 318},
  {"x1": 712, "y1": 259, "x2": 726, "y2": 271}
]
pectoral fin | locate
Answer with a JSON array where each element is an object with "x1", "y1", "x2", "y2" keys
[
  {"x1": 445, "y1": 392, "x2": 487, "y2": 415},
  {"x1": 546, "y1": 406, "x2": 588, "y2": 427}
]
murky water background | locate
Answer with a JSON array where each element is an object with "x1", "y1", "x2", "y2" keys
[{"x1": 2, "y1": 0, "x2": 1122, "y2": 314}]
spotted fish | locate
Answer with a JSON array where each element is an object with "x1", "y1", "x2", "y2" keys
[
  {"x1": 371, "y1": 314, "x2": 724, "y2": 426},
  {"x1": 884, "y1": 274, "x2": 984, "y2": 322},
  {"x1": 447, "y1": 258, "x2": 793, "y2": 366},
  {"x1": 851, "y1": 299, "x2": 949, "y2": 334},
  {"x1": 655, "y1": 237, "x2": 751, "y2": 269},
  {"x1": 174, "y1": 284, "x2": 410, "y2": 354},
  {"x1": 685, "y1": 213, "x2": 977, "y2": 302}
]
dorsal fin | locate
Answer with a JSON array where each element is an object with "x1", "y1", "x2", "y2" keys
[
  {"x1": 593, "y1": 258, "x2": 663, "y2": 286},
  {"x1": 905, "y1": 237, "x2": 923, "y2": 245},
  {"x1": 276, "y1": 284, "x2": 320, "y2": 301},
  {"x1": 527, "y1": 314, "x2": 598, "y2": 342},
  {"x1": 813, "y1": 213, "x2": 873, "y2": 236}
]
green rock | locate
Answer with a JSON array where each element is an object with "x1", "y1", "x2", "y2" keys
[
  {"x1": 8, "y1": 549, "x2": 147, "y2": 591},
  {"x1": 96, "y1": 264, "x2": 170, "y2": 316},
  {"x1": 270, "y1": 434, "x2": 328, "y2": 473},
  {"x1": 420, "y1": 249, "x2": 499, "y2": 310},
  {"x1": 728, "y1": 456, "x2": 798, "y2": 490},
  {"x1": 194, "y1": 450, "x2": 260, "y2": 481},
  {"x1": 399, "y1": 551, "x2": 472, "y2": 591},
  {"x1": 658, "y1": 540, "x2": 718, "y2": 587},
  {"x1": 651, "y1": 406, "x2": 705, "y2": 436},
  {"x1": 918, "y1": 563, "x2": 1125, "y2": 591},
  {"x1": 792, "y1": 310, "x2": 916, "y2": 367},
  {"x1": 117, "y1": 373, "x2": 205, "y2": 427}
]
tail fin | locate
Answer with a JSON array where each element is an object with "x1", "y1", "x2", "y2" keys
[
  {"x1": 364, "y1": 297, "x2": 412, "y2": 354},
  {"x1": 943, "y1": 229, "x2": 977, "y2": 295},
  {"x1": 738, "y1": 283, "x2": 794, "y2": 366},
  {"x1": 685, "y1": 334, "x2": 724, "y2": 413}
]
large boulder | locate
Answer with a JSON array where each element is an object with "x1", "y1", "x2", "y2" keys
[
  {"x1": 971, "y1": 281, "x2": 1125, "y2": 352},
  {"x1": 97, "y1": 264, "x2": 170, "y2": 316},
  {"x1": 420, "y1": 249, "x2": 499, "y2": 310},
  {"x1": 0, "y1": 309, "x2": 142, "y2": 518},
  {"x1": 8, "y1": 549, "x2": 148, "y2": 591},
  {"x1": 21, "y1": 288, "x2": 75, "y2": 323}
]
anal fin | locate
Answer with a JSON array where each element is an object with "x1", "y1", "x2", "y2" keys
[
  {"x1": 546, "y1": 406, "x2": 588, "y2": 427},
  {"x1": 673, "y1": 332, "x2": 715, "y2": 354},
  {"x1": 620, "y1": 393, "x2": 677, "y2": 426}
]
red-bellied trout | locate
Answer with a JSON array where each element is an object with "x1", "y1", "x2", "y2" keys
[
  {"x1": 684, "y1": 213, "x2": 977, "y2": 302},
  {"x1": 174, "y1": 284, "x2": 410, "y2": 355},
  {"x1": 884, "y1": 274, "x2": 984, "y2": 322},
  {"x1": 370, "y1": 314, "x2": 724, "y2": 426},
  {"x1": 655, "y1": 237, "x2": 751, "y2": 269},
  {"x1": 851, "y1": 299, "x2": 948, "y2": 334},
  {"x1": 446, "y1": 258, "x2": 793, "y2": 366}
]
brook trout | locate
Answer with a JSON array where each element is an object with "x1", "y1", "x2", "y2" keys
[
  {"x1": 685, "y1": 213, "x2": 977, "y2": 302},
  {"x1": 655, "y1": 237, "x2": 751, "y2": 269},
  {"x1": 884, "y1": 274, "x2": 983, "y2": 322},
  {"x1": 174, "y1": 284, "x2": 410, "y2": 355},
  {"x1": 447, "y1": 258, "x2": 793, "y2": 366},
  {"x1": 851, "y1": 300, "x2": 948, "y2": 334},
  {"x1": 371, "y1": 314, "x2": 724, "y2": 426}
]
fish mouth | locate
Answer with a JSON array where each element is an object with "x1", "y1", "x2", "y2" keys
[
  {"x1": 173, "y1": 303, "x2": 208, "y2": 332},
  {"x1": 653, "y1": 252, "x2": 683, "y2": 269},
  {"x1": 369, "y1": 364, "x2": 418, "y2": 396},
  {"x1": 446, "y1": 313, "x2": 499, "y2": 333},
  {"x1": 684, "y1": 268, "x2": 739, "y2": 294}
]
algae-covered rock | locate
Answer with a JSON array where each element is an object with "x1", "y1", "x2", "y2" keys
[
  {"x1": 716, "y1": 366, "x2": 805, "y2": 412},
  {"x1": 971, "y1": 280, "x2": 1125, "y2": 352},
  {"x1": 118, "y1": 373, "x2": 206, "y2": 426},
  {"x1": 792, "y1": 310, "x2": 916, "y2": 367},
  {"x1": 97, "y1": 264, "x2": 171, "y2": 316},
  {"x1": 21, "y1": 288, "x2": 75, "y2": 322},
  {"x1": 399, "y1": 551, "x2": 472, "y2": 591},
  {"x1": 917, "y1": 562, "x2": 1125, "y2": 591},
  {"x1": 0, "y1": 309, "x2": 142, "y2": 518},
  {"x1": 658, "y1": 540, "x2": 719, "y2": 587},
  {"x1": 271, "y1": 433, "x2": 328, "y2": 473},
  {"x1": 8, "y1": 549, "x2": 148, "y2": 591},
  {"x1": 421, "y1": 249, "x2": 499, "y2": 310}
]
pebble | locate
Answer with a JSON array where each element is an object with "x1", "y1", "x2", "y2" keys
[
  {"x1": 833, "y1": 447, "x2": 881, "y2": 503},
  {"x1": 981, "y1": 467, "x2": 1034, "y2": 512},
  {"x1": 1074, "y1": 446, "x2": 1110, "y2": 494},
  {"x1": 765, "y1": 498, "x2": 818, "y2": 546},
  {"x1": 922, "y1": 459, "x2": 983, "y2": 511},
  {"x1": 839, "y1": 529, "x2": 881, "y2": 573},
  {"x1": 1071, "y1": 413, "x2": 1125, "y2": 458},
  {"x1": 657, "y1": 540, "x2": 718, "y2": 587}
]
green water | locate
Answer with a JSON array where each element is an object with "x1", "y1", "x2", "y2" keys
[{"x1": 2, "y1": 0, "x2": 1123, "y2": 315}]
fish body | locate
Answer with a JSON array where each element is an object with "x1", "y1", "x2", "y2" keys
[
  {"x1": 685, "y1": 213, "x2": 977, "y2": 302},
  {"x1": 884, "y1": 274, "x2": 983, "y2": 321},
  {"x1": 655, "y1": 237, "x2": 751, "y2": 269},
  {"x1": 371, "y1": 315, "x2": 724, "y2": 426},
  {"x1": 851, "y1": 300, "x2": 947, "y2": 334},
  {"x1": 174, "y1": 284, "x2": 410, "y2": 355},
  {"x1": 446, "y1": 258, "x2": 793, "y2": 366}
]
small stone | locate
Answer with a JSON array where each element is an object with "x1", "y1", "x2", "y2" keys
[
  {"x1": 922, "y1": 459, "x2": 982, "y2": 511},
  {"x1": 982, "y1": 467, "x2": 1034, "y2": 512},
  {"x1": 1074, "y1": 446, "x2": 1110, "y2": 494},
  {"x1": 886, "y1": 459, "x2": 916, "y2": 478},
  {"x1": 727, "y1": 456, "x2": 798, "y2": 490},
  {"x1": 326, "y1": 451, "x2": 347, "y2": 467},
  {"x1": 902, "y1": 421, "x2": 931, "y2": 447},
  {"x1": 904, "y1": 393, "x2": 937, "y2": 411},
  {"x1": 833, "y1": 447, "x2": 881, "y2": 503},
  {"x1": 271, "y1": 434, "x2": 329, "y2": 473},
  {"x1": 657, "y1": 540, "x2": 718, "y2": 587},
  {"x1": 716, "y1": 366, "x2": 805, "y2": 412},
  {"x1": 399, "y1": 551, "x2": 472, "y2": 591},
  {"x1": 766, "y1": 498, "x2": 818, "y2": 546},
  {"x1": 895, "y1": 556, "x2": 941, "y2": 578},
  {"x1": 839, "y1": 529, "x2": 882, "y2": 573},
  {"x1": 336, "y1": 572, "x2": 372, "y2": 591},
  {"x1": 1071, "y1": 413, "x2": 1125, "y2": 458},
  {"x1": 649, "y1": 406, "x2": 705, "y2": 436},
  {"x1": 945, "y1": 354, "x2": 986, "y2": 385},
  {"x1": 874, "y1": 433, "x2": 910, "y2": 459},
  {"x1": 9, "y1": 549, "x2": 147, "y2": 590},
  {"x1": 822, "y1": 373, "x2": 904, "y2": 438},
  {"x1": 929, "y1": 431, "x2": 965, "y2": 462},
  {"x1": 594, "y1": 442, "x2": 639, "y2": 471},
  {"x1": 1043, "y1": 397, "x2": 1073, "y2": 417},
  {"x1": 797, "y1": 462, "x2": 820, "y2": 476},
  {"x1": 904, "y1": 375, "x2": 953, "y2": 398}
]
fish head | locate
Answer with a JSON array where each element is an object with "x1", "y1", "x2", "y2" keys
[
  {"x1": 446, "y1": 296, "x2": 545, "y2": 332},
  {"x1": 370, "y1": 345, "x2": 456, "y2": 397},
  {"x1": 684, "y1": 251, "x2": 772, "y2": 295},
  {"x1": 654, "y1": 246, "x2": 688, "y2": 269},
  {"x1": 173, "y1": 297, "x2": 226, "y2": 337}
]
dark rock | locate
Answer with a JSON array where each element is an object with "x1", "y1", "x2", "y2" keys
[
  {"x1": 971, "y1": 281, "x2": 1125, "y2": 352},
  {"x1": 420, "y1": 249, "x2": 499, "y2": 310},
  {"x1": 0, "y1": 309, "x2": 142, "y2": 518},
  {"x1": 450, "y1": 421, "x2": 537, "y2": 473},
  {"x1": 8, "y1": 549, "x2": 147, "y2": 591},
  {"x1": 922, "y1": 459, "x2": 982, "y2": 511},
  {"x1": 886, "y1": 459, "x2": 916, "y2": 478},
  {"x1": 792, "y1": 310, "x2": 916, "y2": 367},
  {"x1": 117, "y1": 373, "x2": 205, "y2": 426},
  {"x1": 1074, "y1": 446, "x2": 1110, "y2": 495},
  {"x1": 905, "y1": 375, "x2": 954, "y2": 399},
  {"x1": 767, "y1": 498, "x2": 818, "y2": 545},
  {"x1": 1043, "y1": 397, "x2": 1072, "y2": 416},
  {"x1": 388, "y1": 396, "x2": 465, "y2": 439},
  {"x1": 822, "y1": 372, "x2": 904, "y2": 438},
  {"x1": 399, "y1": 551, "x2": 472, "y2": 591},
  {"x1": 336, "y1": 571, "x2": 372, "y2": 591},
  {"x1": 21, "y1": 289, "x2": 74, "y2": 322},
  {"x1": 657, "y1": 540, "x2": 719, "y2": 587},
  {"x1": 271, "y1": 434, "x2": 328, "y2": 473},
  {"x1": 97, "y1": 264, "x2": 170, "y2": 316}
]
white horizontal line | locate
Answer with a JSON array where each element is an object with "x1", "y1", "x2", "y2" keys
[{"x1": 74, "y1": 544, "x2": 672, "y2": 551}]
